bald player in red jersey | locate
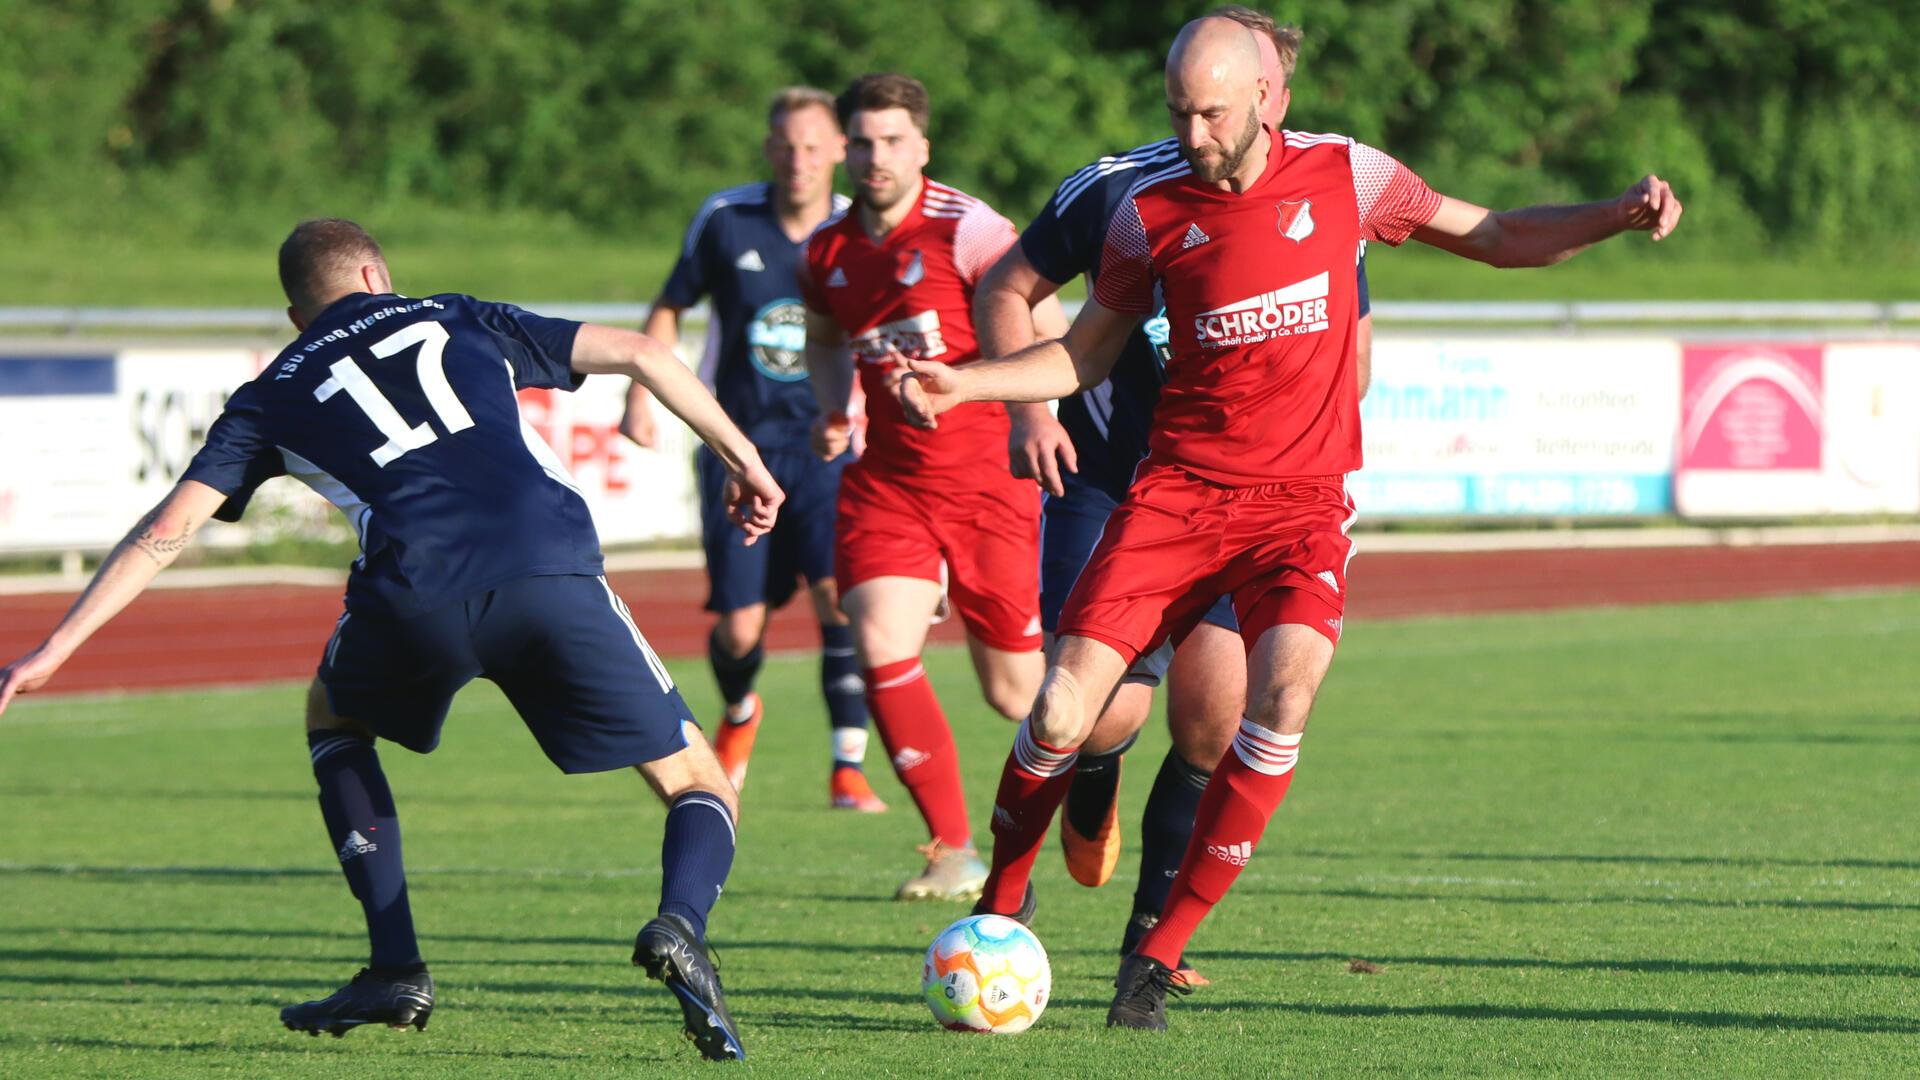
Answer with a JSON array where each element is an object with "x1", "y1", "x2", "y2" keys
[
  {"x1": 901, "y1": 17, "x2": 1682, "y2": 1029},
  {"x1": 800, "y1": 72, "x2": 1067, "y2": 901}
]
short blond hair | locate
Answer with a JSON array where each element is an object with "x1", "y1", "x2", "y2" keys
[
  {"x1": 768, "y1": 86, "x2": 837, "y2": 128},
  {"x1": 1208, "y1": 5, "x2": 1303, "y2": 87}
]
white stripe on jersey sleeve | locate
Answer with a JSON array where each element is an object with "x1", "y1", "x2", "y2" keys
[
  {"x1": 1282, "y1": 129, "x2": 1351, "y2": 150},
  {"x1": 1054, "y1": 138, "x2": 1182, "y2": 211},
  {"x1": 921, "y1": 180, "x2": 982, "y2": 218},
  {"x1": 680, "y1": 183, "x2": 769, "y2": 258}
]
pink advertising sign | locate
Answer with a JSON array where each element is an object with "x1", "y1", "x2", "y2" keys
[{"x1": 1679, "y1": 345, "x2": 1823, "y2": 471}]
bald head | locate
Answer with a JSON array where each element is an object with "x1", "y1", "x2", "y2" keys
[
  {"x1": 1168, "y1": 16, "x2": 1263, "y2": 98},
  {"x1": 1166, "y1": 17, "x2": 1271, "y2": 185}
]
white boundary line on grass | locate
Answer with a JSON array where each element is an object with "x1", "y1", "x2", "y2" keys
[{"x1": 3, "y1": 524, "x2": 1916, "y2": 596}]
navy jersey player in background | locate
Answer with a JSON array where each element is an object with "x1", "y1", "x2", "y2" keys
[
  {"x1": 0, "y1": 220, "x2": 779, "y2": 1062},
  {"x1": 970, "y1": 6, "x2": 1372, "y2": 984},
  {"x1": 620, "y1": 87, "x2": 886, "y2": 813}
]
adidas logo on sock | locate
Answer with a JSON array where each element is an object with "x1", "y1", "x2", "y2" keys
[
  {"x1": 338, "y1": 830, "x2": 379, "y2": 862},
  {"x1": 1205, "y1": 840, "x2": 1252, "y2": 866},
  {"x1": 1181, "y1": 223, "x2": 1210, "y2": 249},
  {"x1": 892, "y1": 746, "x2": 930, "y2": 771},
  {"x1": 992, "y1": 804, "x2": 1017, "y2": 829}
]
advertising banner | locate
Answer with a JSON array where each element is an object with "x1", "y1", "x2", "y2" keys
[
  {"x1": 1675, "y1": 342, "x2": 1920, "y2": 516},
  {"x1": 0, "y1": 342, "x2": 706, "y2": 554},
  {"x1": 1350, "y1": 338, "x2": 1681, "y2": 516}
]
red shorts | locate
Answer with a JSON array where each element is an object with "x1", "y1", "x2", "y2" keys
[
  {"x1": 1057, "y1": 464, "x2": 1355, "y2": 664},
  {"x1": 834, "y1": 459, "x2": 1043, "y2": 653}
]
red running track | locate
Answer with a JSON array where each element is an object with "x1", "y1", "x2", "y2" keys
[{"x1": 3, "y1": 542, "x2": 1915, "y2": 696}]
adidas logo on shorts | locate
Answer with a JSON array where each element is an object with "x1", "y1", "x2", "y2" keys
[
  {"x1": 1205, "y1": 840, "x2": 1252, "y2": 866},
  {"x1": 338, "y1": 830, "x2": 379, "y2": 863}
]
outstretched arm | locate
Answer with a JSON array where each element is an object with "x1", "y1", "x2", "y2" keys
[
  {"x1": 572, "y1": 323, "x2": 782, "y2": 539},
  {"x1": 0, "y1": 479, "x2": 228, "y2": 713},
  {"x1": 901, "y1": 297, "x2": 1136, "y2": 427},
  {"x1": 1413, "y1": 175, "x2": 1683, "y2": 268}
]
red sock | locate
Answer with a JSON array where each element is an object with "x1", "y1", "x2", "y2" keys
[
  {"x1": 1138, "y1": 720, "x2": 1301, "y2": 968},
  {"x1": 865, "y1": 659, "x2": 971, "y2": 848},
  {"x1": 980, "y1": 720, "x2": 1078, "y2": 913}
]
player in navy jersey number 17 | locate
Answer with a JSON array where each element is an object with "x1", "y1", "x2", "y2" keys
[
  {"x1": 620, "y1": 87, "x2": 885, "y2": 814},
  {"x1": 905, "y1": 17, "x2": 1681, "y2": 1031},
  {"x1": 0, "y1": 220, "x2": 786, "y2": 1061},
  {"x1": 973, "y1": 5, "x2": 1372, "y2": 987}
]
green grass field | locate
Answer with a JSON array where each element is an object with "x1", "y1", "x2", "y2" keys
[{"x1": 3, "y1": 591, "x2": 1918, "y2": 1076}]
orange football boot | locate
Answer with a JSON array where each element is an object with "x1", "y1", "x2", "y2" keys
[{"x1": 829, "y1": 765, "x2": 888, "y2": 812}]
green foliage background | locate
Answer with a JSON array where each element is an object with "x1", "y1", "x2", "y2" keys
[{"x1": 2, "y1": 0, "x2": 1917, "y2": 297}]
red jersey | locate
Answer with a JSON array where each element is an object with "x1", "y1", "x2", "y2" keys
[
  {"x1": 800, "y1": 179, "x2": 1019, "y2": 475},
  {"x1": 1095, "y1": 129, "x2": 1441, "y2": 485}
]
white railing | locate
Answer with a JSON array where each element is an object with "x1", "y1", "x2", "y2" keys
[{"x1": 1, "y1": 301, "x2": 1916, "y2": 336}]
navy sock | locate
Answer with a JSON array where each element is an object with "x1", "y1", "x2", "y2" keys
[
  {"x1": 1064, "y1": 731, "x2": 1137, "y2": 837},
  {"x1": 819, "y1": 623, "x2": 869, "y2": 766},
  {"x1": 709, "y1": 627, "x2": 764, "y2": 713},
  {"x1": 658, "y1": 792, "x2": 737, "y2": 940},
  {"x1": 308, "y1": 730, "x2": 421, "y2": 970},
  {"x1": 1123, "y1": 748, "x2": 1212, "y2": 956}
]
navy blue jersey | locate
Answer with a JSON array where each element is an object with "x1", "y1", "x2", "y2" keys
[
  {"x1": 661, "y1": 183, "x2": 852, "y2": 449},
  {"x1": 181, "y1": 292, "x2": 599, "y2": 617},
  {"x1": 1021, "y1": 138, "x2": 1373, "y2": 501}
]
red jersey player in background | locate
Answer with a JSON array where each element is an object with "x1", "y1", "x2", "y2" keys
[
  {"x1": 902, "y1": 17, "x2": 1682, "y2": 1028},
  {"x1": 801, "y1": 73, "x2": 1069, "y2": 901}
]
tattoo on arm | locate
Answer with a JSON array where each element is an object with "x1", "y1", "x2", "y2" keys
[{"x1": 124, "y1": 506, "x2": 196, "y2": 565}]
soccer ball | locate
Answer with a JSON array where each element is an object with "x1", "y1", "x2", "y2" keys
[{"x1": 921, "y1": 914, "x2": 1051, "y2": 1033}]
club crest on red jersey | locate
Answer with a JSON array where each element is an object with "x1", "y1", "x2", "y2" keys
[
  {"x1": 896, "y1": 249, "x2": 925, "y2": 286},
  {"x1": 1277, "y1": 200, "x2": 1314, "y2": 242}
]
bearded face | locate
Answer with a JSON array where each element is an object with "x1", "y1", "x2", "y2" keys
[{"x1": 1180, "y1": 102, "x2": 1262, "y2": 183}]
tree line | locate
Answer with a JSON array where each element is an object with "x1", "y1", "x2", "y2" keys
[{"x1": 4, "y1": 0, "x2": 1915, "y2": 256}]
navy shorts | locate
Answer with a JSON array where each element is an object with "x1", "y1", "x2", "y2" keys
[
  {"x1": 1041, "y1": 473, "x2": 1235, "y2": 686},
  {"x1": 318, "y1": 574, "x2": 694, "y2": 774},
  {"x1": 699, "y1": 445, "x2": 844, "y2": 614}
]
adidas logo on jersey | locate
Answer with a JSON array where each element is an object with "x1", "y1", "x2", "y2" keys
[
  {"x1": 338, "y1": 830, "x2": 379, "y2": 862},
  {"x1": 826, "y1": 267, "x2": 849, "y2": 288},
  {"x1": 1206, "y1": 840, "x2": 1252, "y2": 866},
  {"x1": 1181, "y1": 223, "x2": 1210, "y2": 249},
  {"x1": 893, "y1": 746, "x2": 930, "y2": 771},
  {"x1": 735, "y1": 249, "x2": 765, "y2": 272}
]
